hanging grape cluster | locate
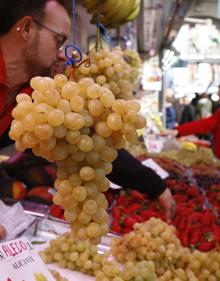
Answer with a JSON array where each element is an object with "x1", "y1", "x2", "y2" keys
[
  {"x1": 71, "y1": 48, "x2": 135, "y2": 100},
  {"x1": 9, "y1": 74, "x2": 146, "y2": 244}
]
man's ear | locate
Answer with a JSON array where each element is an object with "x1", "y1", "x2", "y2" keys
[{"x1": 16, "y1": 16, "x2": 35, "y2": 40}]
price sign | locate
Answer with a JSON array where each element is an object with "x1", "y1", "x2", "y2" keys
[
  {"x1": 0, "y1": 237, "x2": 55, "y2": 281},
  {"x1": 142, "y1": 158, "x2": 169, "y2": 179},
  {"x1": 144, "y1": 138, "x2": 164, "y2": 154}
]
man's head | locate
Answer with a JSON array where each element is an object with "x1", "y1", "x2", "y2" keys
[{"x1": 0, "y1": 0, "x2": 71, "y2": 79}]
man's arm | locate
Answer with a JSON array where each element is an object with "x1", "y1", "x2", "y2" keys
[
  {"x1": 108, "y1": 149, "x2": 176, "y2": 221},
  {"x1": 177, "y1": 109, "x2": 219, "y2": 137},
  {"x1": 108, "y1": 149, "x2": 166, "y2": 199}
]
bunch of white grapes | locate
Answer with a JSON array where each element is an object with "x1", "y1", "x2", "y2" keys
[
  {"x1": 111, "y1": 218, "x2": 182, "y2": 275},
  {"x1": 9, "y1": 74, "x2": 146, "y2": 244},
  {"x1": 40, "y1": 232, "x2": 103, "y2": 276},
  {"x1": 40, "y1": 218, "x2": 220, "y2": 280},
  {"x1": 72, "y1": 48, "x2": 134, "y2": 100},
  {"x1": 123, "y1": 49, "x2": 142, "y2": 88},
  {"x1": 40, "y1": 231, "x2": 157, "y2": 281},
  {"x1": 111, "y1": 218, "x2": 220, "y2": 280}
]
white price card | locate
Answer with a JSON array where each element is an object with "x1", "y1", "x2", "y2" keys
[
  {"x1": 0, "y1": 237, "x2": 56, "y2": 281},
  {"x1": 142, "y1": 158, "x2": 169, "y2": 179}
]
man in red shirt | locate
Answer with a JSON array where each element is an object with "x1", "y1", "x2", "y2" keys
[
  {"x1": 0, "y1": 0, "x2": 70, "y2": 147},
  {"x1": 175, "y1": 109, "x2": 220, "y2": 159}
]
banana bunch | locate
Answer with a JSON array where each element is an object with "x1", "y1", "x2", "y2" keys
[
  {"x1": 180, "y1": 141, "x2": 197, "y2": 152},
  {"x1": 82, "y1": 0, "x2": 141, "y2": 27}
]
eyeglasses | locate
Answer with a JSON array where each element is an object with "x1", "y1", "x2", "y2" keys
[{"x1": 33, "y1": 18, "x2": 68, "y2": 51}]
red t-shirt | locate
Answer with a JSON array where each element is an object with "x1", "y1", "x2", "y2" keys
[
  {"x1": 0, "y1": 48, "x2": 32, "y2": 139},
  {"x1": 177, "y1": 109, "x2": 220, "y2": 159}
]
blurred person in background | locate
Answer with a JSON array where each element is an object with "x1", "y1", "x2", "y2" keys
[
  {"x1": 173, "y1": 97, "x2": 184, "y2": 124},
  {"x1": 196, "y1": 93, "x2": 212, "y2": 119},
  {"x1": 0, "y1": 0, "x2": 176, "y2": 220},
  {"x1": 179, "y1": 95, "x2": 197, "y2": 125},
  {"x1": 165, "y1": 89, "x2": 176, "y2": 129}
]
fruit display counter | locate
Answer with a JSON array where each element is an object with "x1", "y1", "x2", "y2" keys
[
  {"x1": 6, "y1": 35, "x2": 220, "y2": 279},
  {"x1": 25, "y1": 215, "x2": 220, "y2": 281}
]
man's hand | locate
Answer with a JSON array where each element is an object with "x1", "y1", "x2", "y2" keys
[
  {"x1": 159, "y1": 188, "x2": 176, "y2": 223},
  {"x1": 0, "y1": 224, "x2": 6, "y2": 240},
  {"x1": 160, "y1": 129, "x2": 178, "y2": 137}
]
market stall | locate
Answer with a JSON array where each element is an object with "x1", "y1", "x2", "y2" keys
[{"x1": 0, "y1": 0, "x2": 220, "y2": 281}]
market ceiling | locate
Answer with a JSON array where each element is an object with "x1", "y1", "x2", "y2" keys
[{"x1": 189, "y1": 0, "x2": 219, "y2": 19}]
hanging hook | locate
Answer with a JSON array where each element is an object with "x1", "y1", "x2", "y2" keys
[{"x1": 64, "y1": 0, "x2": 90, "y2": 80}]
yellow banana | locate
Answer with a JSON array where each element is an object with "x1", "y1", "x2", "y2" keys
[
  {"x1": 181, "y1": 141, "x2": 197, "y2": 151},
  {"x1": 87, "y1": 0, "x2": 115, "y2": 14},
  {"x1": 110, "y1": 0, "x2": 136, "y2": 24},
  {"x1": 131, "y1": 0, "x2": 141, "y2": 12},
  {"x1": 89, "y1": 0, "x2": 121, "y2": 20},
  {"x1": 125, "y1": 5, "x2": 140, "y2": 21},
  {"x1": 103, "y1": 0, "x2": 125, "y2": 19},
  {"x1": 123, "y1": 0, "x2": 141, "y2": 22},
  {"x1": 82, "y1": 0, "x2": 96, "y2": 10}
]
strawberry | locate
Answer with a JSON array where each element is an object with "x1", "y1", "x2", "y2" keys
[
  {"x1": 123, "y1": 217, "x2": 137, "y2": 229},
  {"x1": 190, "y1": 229, "x2": 202, "y2": 245},
  {"x1": 187, "y1": 187, "x2": 200, "y2": 197},
  {"x1": 130, "y1": 190, "x2": 145, "y2": 201},
  {"x1": 50, "y1": 205, "x2": 63, "y2": 218},
  {"x1": 132, "y1": 214, "x2": 145, "y2": 223},
  {"x1": 111, "y1": 221, "x2": 122, "y2": 234},
  {"x1": 112, "y1": 205, "x2": 121, "y2": 219},
  {"x1": 123, "y1": 227, "x2": 131, "y2": 234},
  {"x1": 179, "y1": 229, "x2": 190, "y2": 247},
  {"x1": 197, "y1": 241, "x2": 215, "y2": 252},
  {"x1": 140, "y1": 210, "x2": 160, "y2": 220},
  {"x1": 213, "y1": 223, "x2": 220, "y2": 243},
  {"x1": 60, "y1": 213, "x2": 65, "y2": 220},
  {"x1": 178, "y1": 217, "x2": 187, "y2": 231},
  {"x1": 125, "y1": 203, "x2": 142, "y2": 214},
  {"x1": 188, "y1": 212, "x2": 203, "y2": 225},
  {"x1": 117, "y1": 193, "x2": 130, "y2": 206},
  {"x1": 200, "y1": 212, "x2": 214, "y2": 226}
]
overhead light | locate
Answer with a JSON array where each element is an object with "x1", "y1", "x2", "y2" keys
[
  {"x1": 211, "y1": 93, "x2": 219, "y2": 102},
  {"x1": 184, "y1": 17, "x2": 209, "y2": 24}
]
